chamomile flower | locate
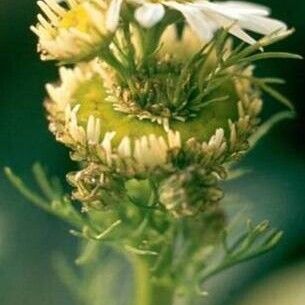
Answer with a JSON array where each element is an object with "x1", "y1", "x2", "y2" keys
[
  {"x1": 31, "y1": 0, "x2": 113, "y2": 62},
  {"x1": 109, "y1": 0, "x2": 287, "y2": 44},
  {"x1": 45, "y1": 55, "x2": 261, "y2": 173}
]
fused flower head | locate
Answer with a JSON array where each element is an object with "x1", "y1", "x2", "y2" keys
[
  {"x1": 45, "y1": 50, "x2": 261, "y2": 153},
  {"x1": 45, "y1": 37, "x2": 263, "y2": 212},
  {"x1": 30, "y1": 0, "x2": 295, "y2": 217},
  {"x1": 31, "y1": 0, "x2": 113, "y2": 62}
]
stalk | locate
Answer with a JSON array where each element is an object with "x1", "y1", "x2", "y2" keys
[{"x1": 129, "y1": 254, "x2": 175, "y2": 305}]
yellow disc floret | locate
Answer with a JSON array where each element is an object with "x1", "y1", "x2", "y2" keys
[
  {"x1": 31, "y1": 0, "x2": 110, "y2": 61},
  {"x1": 59, "y1": 5, "x2": 91, "y2": 33}
]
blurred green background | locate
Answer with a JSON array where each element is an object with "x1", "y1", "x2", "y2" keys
[{"x1": 0, "y1": 1, "x2": 304, "y2": 304}]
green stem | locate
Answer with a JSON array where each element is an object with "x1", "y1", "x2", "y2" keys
[
  {"x1": 129, "y1": 254, "x2": 175, "y2": 305},
  {"x1": 152, "y1": 282, "x2": 175, "y2": 305},
  {"x1": 130, "y1": 254, "x2": 152, "y2": 305}
]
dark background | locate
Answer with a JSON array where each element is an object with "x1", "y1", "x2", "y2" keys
[{"x1": 0, "y1": 1, "x2": 304, "y2": 304}]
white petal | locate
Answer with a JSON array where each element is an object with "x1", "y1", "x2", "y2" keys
[
  {"x1": 118, "y1": 137, "x2": 131, "y2": 157},
  {"x1": 215, "y1": 1, "x2": 271, "y2": 16},
  {"x1": 204, "y1": 10, "x2": 257, "y2": 44},
  {"x1": 213, "y1": 1, "x2": 271, "y2": 16},
  {"x1": 194, "y1": 1, "x2": 288, "y2": 44},
  {"x1": 237, "y1": 15, "x2": 287, "y2": 35},
  {"x1": 210, "y1": 2, "x2": 287, "y2": 35},
  {"x1": 135, "y1": 3, "x2": 165, "y2": 28},
  {"x1": 229, "y1": 25, "x2": 256, "y2": 45},
  {"x1": 165, "y1": 2, "x2": 215, "y2": 41},
  {"x1": 106, "y1": 0, "x2": 123, "y2": 32}
]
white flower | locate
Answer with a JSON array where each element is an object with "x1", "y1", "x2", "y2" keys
[
  {"x1": 31, "y1": 0, "x2": 112, "y2": 61},
  {"x1": 107, "y1": 0, "x2": 287, "y2": 44}
]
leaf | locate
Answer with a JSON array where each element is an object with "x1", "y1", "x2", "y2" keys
[
  {"x1": 238, "y1": 52, "x2": 302, "y2": 64},
  {"x1": 4, "y1": 166, "x2": 84, "y2": 228},
  {"x1": 196, "y1": 96, "x2": 229, "y2": 110},
  {"x1": 198, "y1": 219, "x2": 283, "y2": 285},
  {"x1": 224, "y1": 29, "x2": 295, "y2": 67},
  {"x1": 249, "y1": 111, "x2": 296, "y2": 149},
  {"x1": 4, "y1": 167, "x2": 51, "y2": 212},
  {"x1": 260, "y1": 83, "x2": 295, "y2": 110},
  {"x1": 259, "y1": 77, "x2": 285, "y2": 84},
  {"x1": 32, "y1": 163, "x2": 60, "y2": 201}
]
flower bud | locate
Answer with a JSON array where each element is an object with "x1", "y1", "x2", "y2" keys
[{"x1": 158, "y1": 166, "x2": 224, "y2": 218}]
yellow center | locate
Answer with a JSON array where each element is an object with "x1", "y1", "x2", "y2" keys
[
  {"x1": 59, "y1": 5, "x2": 91, "y2": 33},
  {"x1": 72, "y1": 75, "x2": 239, "y2": 145}
]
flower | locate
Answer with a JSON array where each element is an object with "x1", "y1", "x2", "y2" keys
[
  {"x1": 43, "y1": 56, "x2": 262, "y2": 212},
  {"x1": 45, "y1": 60, "x2": 182, "y2": 167},
  {"x1": 45, "y1": 55, "x2": 261, "y2": 176},
  {"x1": 31, "y1": 0, "x2": 112, "y2": 61},
  {"x1": 45, "y1": 58, "x2": 259, "y2": 147},
  {"x1": 109, "y1": 0, "x2": 287, "y2": 44},
  {"x1": 159, "y1": 166, "x2": 224, "y2": 217},
  {"x1": 42, "y1": 26, "x2": 269, "y2": 213}
]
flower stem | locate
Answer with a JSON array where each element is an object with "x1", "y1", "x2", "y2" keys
[
  {"x1": 129, "y1": 254, "x2": 175, "y2": 305},
  {"x1": 130, "y1": 255, "x2": 152, "y2": 305}
]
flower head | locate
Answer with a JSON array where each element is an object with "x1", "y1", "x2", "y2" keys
[
  {"x1": 33, "y1": 0, "x2": 295, "y2": 217},
  {"x1": 31, "y1": 0, "x2": 113, "y2": 62},
  {"x1": 44, "y1": 45, "x2": 262, "y2": 212},
  {"x1": 45, "y1": 52, "x2": 260, "y2": 151},
  {"x1": 159, "y1": 166, "x2": 224, "y2": 217}
]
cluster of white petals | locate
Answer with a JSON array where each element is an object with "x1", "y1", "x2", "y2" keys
[
  {"x1": 31, "y1": 0, "x2": 288, "y2": 62},
  {"x1": 107, "y1": 0, "x2": 287, "y2": 44}
]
